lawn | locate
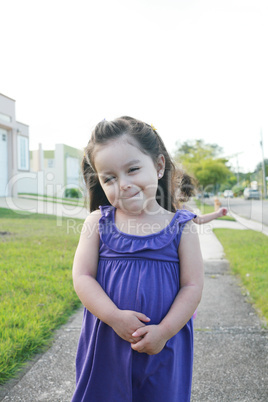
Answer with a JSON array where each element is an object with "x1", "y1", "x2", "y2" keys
[
  {"x1": 214, "y1": 228, "x2": 268, "y2": 326},
  {"x1": 0, "y1": 208, "x2": 82, "y2": 384}
]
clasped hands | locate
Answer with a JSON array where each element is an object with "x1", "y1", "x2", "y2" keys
[{"x1": 110, "y1": 309, "x2": 168, "y2": 355}]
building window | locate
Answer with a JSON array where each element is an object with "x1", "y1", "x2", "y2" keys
[
  {"x1": 0, "y1": 112, "x2": 12, "y2": 123},
  {"x1": 47, "y1": 159, "x2": 54, "y2": 168},
  {"x1": 18, "y1": 135, "x2": 29, "y2": 170}
]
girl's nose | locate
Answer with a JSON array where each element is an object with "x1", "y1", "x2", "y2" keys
[
  {"x1": 119, "y1": 178, "x2": 132, "y2": 191},
  {"x1": 120, "y1": 183, "x2": 132, "y2": 191}
]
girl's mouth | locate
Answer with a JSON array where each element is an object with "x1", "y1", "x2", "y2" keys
[{"x1": 120, "y1": 191, "x2": 141, "y2": 200}]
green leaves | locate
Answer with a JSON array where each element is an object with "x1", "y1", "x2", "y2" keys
[{"x1": 174, "y1": 139, "x2": 235, "y2": 189}]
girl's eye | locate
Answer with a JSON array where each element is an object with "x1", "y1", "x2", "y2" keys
[
  {"x1": 104, "y1": 176, "x2": 115, "y2": 184},
  {"x1": 129, "y1": 167, "x2": 140, "y2": 173}
]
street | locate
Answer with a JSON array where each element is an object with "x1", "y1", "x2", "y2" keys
[{"x1": 203, "y1": 197, "x2": 268, "y2": 226}]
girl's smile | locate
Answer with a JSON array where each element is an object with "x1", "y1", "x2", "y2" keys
[
  {"x1": 94, "y1": 136, "x2": 165, "y2": 215},
  {"x1": 119, "y1": 190, "x2": 141, "y2": 200}
]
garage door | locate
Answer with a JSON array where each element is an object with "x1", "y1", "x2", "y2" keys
[{"x1": 0, "y1": 128, "x2": 8, "y2": 196}]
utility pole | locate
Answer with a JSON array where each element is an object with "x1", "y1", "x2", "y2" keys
[
  {"x1": 235, "y1": 155, "x2": 240, "y2": 185},
  {"x1": 260, "y1": 129, "x2": 267, "y2": 199}
]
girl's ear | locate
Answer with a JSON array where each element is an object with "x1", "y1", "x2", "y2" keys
[{"x1": 157, "y1": 154, "x2": 165, "y2": 179}]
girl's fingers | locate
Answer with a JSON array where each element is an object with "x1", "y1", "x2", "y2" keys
[
  {"x1": 130, "y1": 336, "x2": 143, "y2": 343},
  {"x1": 132, "y1": 326, "x2": 148, "y2": 338},
  {"x1": 131, "y1": 339, "x2": 144, "y2": 351},
  {"x1": 135, "y1": 312, "x2": 150, "y2": 322}
]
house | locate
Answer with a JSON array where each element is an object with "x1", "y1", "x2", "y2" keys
[
  {"x1": 0, "y1": 93, "x2": 84, "y2": 198},
  {"x1": 0, "y1": 93, "x2": 30, "y2": 197},
  {"x1": 30, "y1": 143, "x2": 84, "y2": 197}
]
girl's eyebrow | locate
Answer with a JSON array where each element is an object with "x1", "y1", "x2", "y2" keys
[
  {"x1": 123, "y1": 159, "x2": 141, "y2": 168},
  {"x1": 100, "y1": 159, "x2": 141, "y2": 175}
]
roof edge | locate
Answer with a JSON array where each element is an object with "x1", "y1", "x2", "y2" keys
[{"x1": 0, "y1": 93, "x2": 16, "y2": 102}]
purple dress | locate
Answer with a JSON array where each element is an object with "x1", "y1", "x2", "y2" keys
[{"x1": 72, "y1": 206, "x2": 196, "y2": 402}]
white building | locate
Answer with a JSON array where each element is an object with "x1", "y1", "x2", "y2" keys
[
  {"x1": 30, "y1": 143, "x2": 84, "y2": 196},
  {"x1": 0, "y1": 93, "x2": 29, "y2": 197}
]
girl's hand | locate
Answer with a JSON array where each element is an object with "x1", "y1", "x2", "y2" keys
[
  {"x1": 110, "y1": 310, "x2": 150, "y2": 344},
  {"x1": 130, "y1": 325, "x2": 168, "y2": 355},
  {"x1": 218, "y1": 207, "x2": 227, "y2": 217}
]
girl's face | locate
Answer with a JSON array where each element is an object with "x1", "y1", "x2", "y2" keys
[{"x1": 94, "y1": 136, "x2": 165, "y2": 214}]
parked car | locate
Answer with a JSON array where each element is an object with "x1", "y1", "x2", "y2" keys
[
  {"x1": 243, "y1": 188, "x2": 261, "y2": 200},
  {"x1": 223, "y1": 190, "x2": 233, "y2": 198}
]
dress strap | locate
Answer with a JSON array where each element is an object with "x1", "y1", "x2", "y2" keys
[{"x1": 99, "y1": 205, "x2": 114, "y2": 217}]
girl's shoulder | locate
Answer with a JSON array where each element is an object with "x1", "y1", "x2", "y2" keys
[
  {"x1": 158, "y1": 208, "x2": 196, "y2": 228},
  {"x1": 82, "y1": 209, "x2": 102, "y2": 236},
  {"x1": 84, "y1": 209, "x2": 102, "y2": 223}
]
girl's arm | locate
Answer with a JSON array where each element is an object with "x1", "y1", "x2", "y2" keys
[
  {"x1": 131, "y1": 220, "x2": 203, "y2": 354},
  {"x1": 193, "y1": 207, "x2": 227, "y2": 224},
  {"x1": 72, "y1": 211, "x2": 150, "y2": 343}
]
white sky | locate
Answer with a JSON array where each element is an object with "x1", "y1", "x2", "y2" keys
[{"x1": 1, "y1": 0, "x2": 268, "y2": 173}]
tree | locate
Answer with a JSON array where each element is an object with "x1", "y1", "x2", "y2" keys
[
  {"x1": 174, "y1": 139, "x2": 223, "y2": 163},
  {"x1": 255, "y1": 159, "x2": 268, "y2": 176},
  {"x1": 254, "y1": 159, "x2": 268, "y2": 196},
  {"x1": 174, "y1": 139, "x2": 235, "y2": 191}
]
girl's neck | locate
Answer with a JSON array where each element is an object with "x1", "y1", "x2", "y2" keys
[
  {"x1": 114, "y1": 204, "x2": 175, "y2": 236},
  {"x1": 116, "y1": 199, "x2": 166, "y2": 219}
]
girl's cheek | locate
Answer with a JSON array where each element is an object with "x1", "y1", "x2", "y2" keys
[{"x1": 105, "y1": 184, "x2": 119, "y2": 205}]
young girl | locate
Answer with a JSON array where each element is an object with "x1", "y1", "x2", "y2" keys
[
  {"x1": 71, "y1": 117, "x2": 204, "y2": 402},
  {"x1": 177, "y1": 171, "x2": 228, "y2": 225}
]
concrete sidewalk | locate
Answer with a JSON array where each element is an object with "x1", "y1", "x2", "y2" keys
[
  {"x1": 0, "y1": 202, "x2": 267, "y2": 401},
  {"x1": 192, "y1": 224, "x2": 267, "y2": 401}
]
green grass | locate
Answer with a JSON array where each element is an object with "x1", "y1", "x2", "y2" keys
[
  {"x1": 214, "y1": 229, "x2": 268, "y2": 326},
  {"x1": 0, "y1": 208, "x2": 83, "y2": 384},
  {"x1": 195, "y1": 199, "x2": 235, "y2": 221}
]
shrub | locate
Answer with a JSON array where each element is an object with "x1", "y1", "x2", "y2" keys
[{"x1": 64, "y1": 188, "x2": 82, "y2": 198}]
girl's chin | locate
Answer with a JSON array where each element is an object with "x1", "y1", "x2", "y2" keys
[
  {"x1": 115, "y1": 198, "x2": 157, "y2": 215},
  {"x1": 116, "y1": 198, "x2": 145, "y2": 214}
]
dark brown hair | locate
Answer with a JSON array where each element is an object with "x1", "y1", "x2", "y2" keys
[
  {"x1": 176, "y1": 171, "x2": 197, "y2": 204},
  {"x1": 82, "y1": 116, "x2": 195, "y2": 212}
]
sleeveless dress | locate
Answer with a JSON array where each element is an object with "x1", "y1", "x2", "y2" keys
[{"x1": 72, "y1": 206, "x2": 196, "y2": 402}]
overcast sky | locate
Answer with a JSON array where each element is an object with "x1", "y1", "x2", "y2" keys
[{"x1": 1, "y1": 0, "x2": 267, "y2": 173}]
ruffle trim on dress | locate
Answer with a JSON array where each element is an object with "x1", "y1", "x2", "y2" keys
[{"x1": 99, "y1": 205, "x2": 196, "y2": 253}]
